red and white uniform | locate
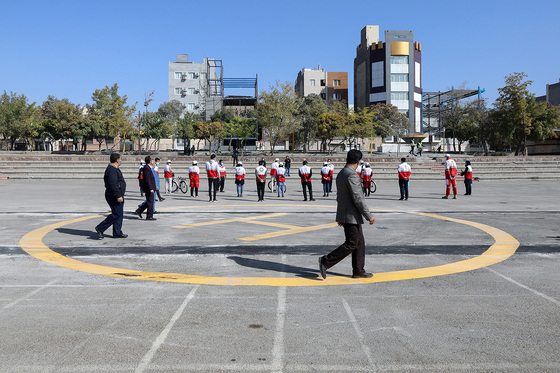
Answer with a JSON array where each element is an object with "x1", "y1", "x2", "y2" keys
[
  {"x1": 235, "y1": 166, "x2": 246, "y2": 183},
  {"x1": 255, "y1": 165, "x2": 267, "y2": 182},
  {"x1": 320, "y1": 165, "x2": 332, "y2": 183},
  {"x1": 361, "y1": 167, "x2": 373, "y2": 188},
  {"x1": 164, "y1": 164, "x2": 173, "y2": 179},
  {"x1": 463, "y1": 165, "x2": 473, "y2": 180},
  {"x1": 218, "y1": 164, "x2": 227, "y2": 178},
  {"x1": 356, "y1": 163, "x2": 363, "y2": 175},
  {"x1": 206, "y1": 159, "x2": 219, "y2": 178},
  {"x1": 276, "y1": 167, "x2": 286, "y2": 183},
  {"x1": 444, "y1": 158, "x2": 458, "y2": 196},
  {"x1": 270, "y1": 161, "x2": 279, "y2": 177},
  {"x1": 189, "y1": 165, "x2": 200, "y2": 188},
  {"x1": 299, "y1": 165, "x2": 312, "y2": 182},
  {"x1": 398, "y1": 162, "x2": 411, "y2": 180}
]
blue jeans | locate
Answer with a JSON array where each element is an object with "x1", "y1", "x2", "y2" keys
[
  {"x1": 237, "y1": 183, "x2": 244, "y2": 196},
  {"x1": 277, "y1": 182, "x2": 285, "y2": 197}
]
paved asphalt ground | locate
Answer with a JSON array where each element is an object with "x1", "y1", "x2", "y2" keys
[{"x1": 1, "y1": 175, "x2": 560, "y2": 372}]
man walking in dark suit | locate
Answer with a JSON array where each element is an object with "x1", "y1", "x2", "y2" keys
[
  {"x1": 95, "y1": 153, "x2": 127, "y2": 239},
  {"x1": 136, "y1": 156, "x2": 157, "y2": 221},
  {"x1": 319, "y1": 150, "x2": 375, "y2": 279}
]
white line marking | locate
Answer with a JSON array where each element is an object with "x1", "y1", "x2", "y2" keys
[
  {"x1": 485, "y1": 266, "x2": 560, "y2": 307},
  {"x1": 1, "y1": 279, "x2": 58, "y2": 310},
  {"x1": 271, "y1": 255, "x2": 287, "y2": 373},
  {"x1": 135, "y1": 285, "x2": 199, "y2": 373},
  {"x1": 342, "y1": 298, "x2": 376, "y2": 368}
]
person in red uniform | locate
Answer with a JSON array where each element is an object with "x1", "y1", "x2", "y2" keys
[
  {"x1": 218, "y1": 160, "x2": 227, "y2": 192},
  {"x1": 397, "y1": 158, "x2": 411, "y2": 200},
  {"x1": 299, "y1": 160, "x2": 315, "y2": 201},
  {"x1": 443, "y1": 154, "x2": 458, "y2": 199},
  {"x1": 461, "y1": 160, "x2": 473, "y2": 195},
  {"x1": 189, "y1": 160, "x2": 200, "y2": 197},
  {"x1": 206, "y1": 154, "x2": 219, "y2": 202},
  {"x1": 361, "y1": 163, "x2": 373, "y2": 197},
  {"x1": 320, "y1": 162, "x2": 332, "y2": 197}
]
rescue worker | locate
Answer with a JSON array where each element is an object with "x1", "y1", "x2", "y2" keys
[
  {"x1": 361, "y1": 162, "x2": 373, "y2": 197},
  {"x1": 276, "y1": 162, "x2": 286, "y2": 197},
  {"x1": 356, "y1": 160, "x2": 364, "y2": 176},
  {"x1": 461, "y1": 160, "x2": 473, "y2": 195},
  {"x1": 164, "y1": 160, "x2": 173, "y2": 194},
  {"x1": 299, "y1": 160, "x2": 315, "y2": 201},
  {"x1": 443, "y1": 154, "x2": 458, "y2": 199},
  {"x1": 206, "y1": 154, "x2": 219, "y2": 202},
  {"x1": 397, "y1": 158, "x2": 411, "y2": 200},
  {"x1": 327, "y1": 159, "x2": 334, "y2": 193},
  {"x1": 320, "y1": 161, "x2": 332, "y2": 197},
  {"x1": 234, "y1": 161, "x2": 246, "y2": 197},
  {"x1": 138, "y1": 161, "x2": 144, "y2": 197},
  {"x1": 189, "y1": 160, "x2": 200, "y2": 197},
  {"x1": 270, "y1": 158, "x2": 279, "y2": 179},
  {"x1": 218, "y1": 160, "x2": 227, "y2": 192},
  {"x1": 255, "y1": 160, "x2": 267, "y2": 202}
]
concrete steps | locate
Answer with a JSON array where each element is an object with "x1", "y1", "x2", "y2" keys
[{"x1": 1, "y1": 153, "x2": 559, "y2": 181}]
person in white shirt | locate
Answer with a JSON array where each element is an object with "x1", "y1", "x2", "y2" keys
[
  {"x1": 255, "y1": 160, "x2": 267, "y2": 202},
  {"x1": 442, "y1": 154, "x2": 458, "y2": 199},
  {"x1": 218, "y1": 160, "x2": 227, "y2": 192},
  {"x1": 189, "y1": 160, "x2": 200, "y2": 197},
  {"x1": 299, "y1": 160, "x2": 315, "y2": 201},
  {"x1": 234, "y1": 162, "x2": 246, "y2": 197},
  {"x1": 276, "y1": 162, "x2": 287, "y2": 197},
  {"x1": 163, "y1": 160, "x2": 173, "y2": 194},
  {"x1": 206, "y1": 154, "x2": 219, "y2": 202},
  {"x1": 397, "y1": 158, "x2": 411, "y2": 200}
]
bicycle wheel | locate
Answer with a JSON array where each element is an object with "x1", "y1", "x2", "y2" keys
[
  {"x1": 370, "y1": 180, "x2": 377, "y2": 194},
  {"x1": 172, "y1": 180, "x2": 179, "y2": 193},
  {"x1": 179, "y1": 180, "x2": 188, "y2": 194},
  {"x1": 268, "y1": 180, "x2": 273, "y2": 192}
]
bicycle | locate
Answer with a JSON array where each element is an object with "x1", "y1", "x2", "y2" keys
[
  {"x1": 268, "y1": 178, "x2": 288, "y2": 193},
  {"x1": 172, "y1": 176, "x2": 188, "y2": 194}
]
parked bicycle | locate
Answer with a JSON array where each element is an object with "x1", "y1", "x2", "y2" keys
[
  {"x1": 268, "y1": 178, "x2": 287, "y2": 193},
  {"x1": 172, "y1": 175, "x2": 188, "y2": 194}
]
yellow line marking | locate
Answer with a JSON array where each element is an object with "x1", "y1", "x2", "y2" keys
[
  {"x1": 172, "y1": 213, "x2": 289, "y2": 228},
  {"x1": 18, "y1": 205, "x2": 520, "y2": 287},
  {"x1": 238, "y1": 222, "x2": 339, "y2": 241}
]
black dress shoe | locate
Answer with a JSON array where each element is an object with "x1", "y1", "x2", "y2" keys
[
  {"x1": 310, "y1": 198, "x2": 316, "y2": 201},
  {"x1": 135, "y1": 209, "x2": 143, "y2": 219},
  {"x1": 95, "y1": 226, "x2": 104, "y2": 239},
  {"x1": 352, "y1": 272, "x2": 373, "y2": 278},
  {"x1": 146, "y1": 217, "x2": 157, "y2": 221},
  {"x1": 319, "y1": 257, "x2": 327, "y2": 279},
  {"x1": 114, "y1": 234, "x2": 128, "y2": 238},
  {"x1": 159, "y1": 197, "x2": 165, "y2": 201}
]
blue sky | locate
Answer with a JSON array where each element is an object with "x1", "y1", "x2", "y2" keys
[{"x1": 1, "y1": 0, "x2": 558, "y2": 111}]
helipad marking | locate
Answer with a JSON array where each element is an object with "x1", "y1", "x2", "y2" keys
[{"x1": 18, "y1": 204, "x2": 520, "y2": 287}]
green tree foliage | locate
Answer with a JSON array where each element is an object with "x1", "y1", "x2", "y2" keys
[
  {"x1": 158, "y1": 100, "x2": 185, "y2": 126},
  {"x1": 176, "y1": 112, "x2": 199, "y2": 154},
  {"x1": 0, "y1": 91, "x2": 38, "y2": 150},
  {"x1": 85, "y1": 83, "x2": 136, "y2": 150},
  {"x1": 442, "y1": 101, "x2": 481, "y2": 153},
  {"x1": 317, "y1": 112, "x2": 345, "y2": 153},
  {"x1": 140, "y1": 112, "x2": 173, "y2": 151},
  {"x1": 40, "y1": 96, "x2": 85, "y2": 149},
  {"x1": 230, "y1": 117, "x2": 256, "y2": 151},
  {"x1": 257, "y1": 81, "x2": 301, "y2": 155},
  {"x1": 193, "y1": 121, "x2": 224, "y2": 152},
  {"x1": 210, "y1": 108, "x2": 235, "y2": 152},
  {"x1": 297, "y1": 94, "x2": 328, "y2": 152}
]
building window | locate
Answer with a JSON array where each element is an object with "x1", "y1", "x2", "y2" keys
[
  {"x1": 391, "y1": 74, "x2": 409, "y2": 82},
  {"x1": 310, "y1": 79, "x2": 315, "y2": 86},
  {"x1": 175, "y1": 88, "x2": 183, "y2": 95},
  {"x1": 371, "y1": 61, "x2": 384, "y2": 88},
  {"x1": 333, "y1": 79, "x2": 341, "y2": 87},
  {"x1": 188, "y1": 88, "x2": 196, "y2": 95},
  {"x1": 200, "y1": 72, "x2": 207, "y2": 79},
  {"x1": 320, "y1": 93, "x2": 326, "y2": 100},
  {"x1": 390, "y1": 56, "x2": 409, "y2": 65},
  {"x1": 188, "y1": 103, "x2": 196, "y2": 110},
  {"x1": 320, "y1": 79, "x2": 326, "y2": 86},
  {"x1": 188, "y1": 72, "x2": 196, "y2": 79},
  {"x1": 391, "y1": 92, "x2": 409, "y2": 100},
  {"x1": 333, "y1": 93, "x2": 342, "y2": 100},
  {"x1": 175, "y1": 72, "x2": 183, "y2": 79}
]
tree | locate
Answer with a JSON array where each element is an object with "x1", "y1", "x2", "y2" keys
[
  {"x1": 441, "y1": 101, "x2": 481, "y2": 153},
  {"x1": 176, "y1": 112, "x2": 199, "y2": 154},
  {"x1": 0, "y1": 91, "x2": 38, "y2": 150},
  {"x1": 230, "y1": 117, "x2": 257, "y2": 153},
  {"x1": 158, "y1": 100, "x2": 185, "y2": 124},
  {"x1": 297, "y1": 94, "x2": 328, "y2": 152},
  {"x1": 140, "y1": 112, "x2": 173, "y2": 151},
  {"x1": 40, "y1": 96, "x2": 85, "y2": 150},
  {"x1": 317, "y1": 112, "x2": 345, "y2": 154},
  {"x1": 85, "y1": 83, "x2": 136, "y2": 150},
  {"x1": 193, "y1": 121, "x2": 224, "y2": 152},
  {"x1": 372, "y1": 104, "x2": 410, "y2": 156},
  {"x1": 211, "y1": 108, "x2": 236, "y2": 152},
  {"x1": 256, "y1": 81, "x2": 301, "y2": 155}
]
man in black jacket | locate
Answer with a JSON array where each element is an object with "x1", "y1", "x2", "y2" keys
[
  {"x1": 136, "y1": 156, "x2": 157, "y2": 220},
  {"x1": 95, "y1": 153, "x2": 127, "y2": 239}
]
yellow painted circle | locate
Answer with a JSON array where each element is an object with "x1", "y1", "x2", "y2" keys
[{"x1": 19, "y1": 204, "x2": 520, "y2": 286}]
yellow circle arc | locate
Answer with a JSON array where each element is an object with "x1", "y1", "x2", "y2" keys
[{"x1": 18, "y1": 206, "x2": 520, "y2": 287}]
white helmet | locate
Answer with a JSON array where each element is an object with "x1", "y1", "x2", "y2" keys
[
  {"x1": 275, "y1": 158, "x2": 279, "y2": 162},
  {"x1": 192, "y1": 160, "x2": 198, "y2": 165}
]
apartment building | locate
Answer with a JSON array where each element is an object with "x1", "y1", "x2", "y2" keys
[{"x1": 295, "y1": 66, "x2": 348, "y2": 106}]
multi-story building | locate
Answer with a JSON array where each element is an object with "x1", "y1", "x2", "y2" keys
[
  {"x1": 295, "y1": 66, "x2": 348, "y2": 106},
  {"x1": 168, "y1": 54, "x2": 223, "y2": 120},
  {"x1": 536, "y1": 81, "x2": 560, "y2": 106},
  {"x1": 354, "y1": 25, "x2": 422, "y2": 133}
]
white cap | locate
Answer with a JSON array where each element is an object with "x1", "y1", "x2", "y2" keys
[
  {"x1": 167, "y1": 160, "x2": 171, "y2": 163},
  {"x1": 238, "y1": 161, "x2": 243, "y2": 165},
  {"x1": 192, "y1": 160, "x2": 198, "y2": 165},
  {"x1": 275, "y1": 158, "x2": 279, "y2": 161},
  {"x1": 323, "y1": 162, "x2": 328, "y2": 165},
  {"x1": 365, "y1": 162, "x2": 370, "y2": 167},
  {"x1": 445, "y1": 154, "x2": 451, "y2": 158}
]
